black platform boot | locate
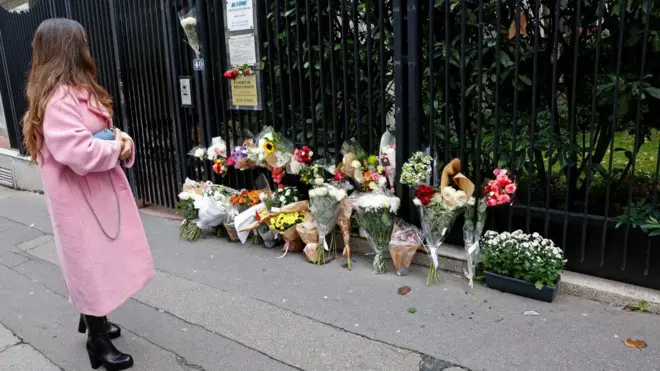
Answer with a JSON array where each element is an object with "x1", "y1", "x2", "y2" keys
[
  {"x1": 83, "y1": 315, "x2": 134, "y2": 370},
  {"x1": 78, "y1": 314, "x2": 121, "y2": 339}
]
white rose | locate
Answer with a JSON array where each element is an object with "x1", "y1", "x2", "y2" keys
[
  {"x1": 351, "y1": 160, "x2": 361, "y2": 169},
  {"x1": 178, "y1": 192, "x2": 191, "y2": 201},
  {"x1": 413, "y1": 198, "x2": 422, "y2": 206},
  {"x1": 309, "y1": 189, "x2": 318, "y2": 197},
  {"x1": 336, "y1": 189, "x2": 347, "y2": 201},
  {"x1": 316, "y1": 187, "x2": 328, "y2": 197},
  {"x1": 314, "y1": 177, "x2": 325, "y2": 185},
  {"x1": 432, "y1": 192, "x2": 443, "y2": 204},
  {"x1": 308, "y1": 150, "x2": 314, "y2": 157},
  {"x1": 194, "y1": 148, "x2": 205, "y2": 159},
  {"x1": 453, "y1": 190, "x2": 468, "y2": 208}
]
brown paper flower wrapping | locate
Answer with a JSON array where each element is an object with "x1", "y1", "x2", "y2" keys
[
  {"x1": 336, "y1": 152, "x2": 358, "y2": 179},
  {"x1": 303, "y1": 243, "x2": 321, "y2": 263},
  {"x1": 296, "y1": 218, "x2": 319, "y2": 245},
  {"x1": 390, "y1": 243, "x2": 419, "y2": 274},
  {"x1": 440, "y1": 158, "x2": 474, "y2": 198},
  {"x1": 338, "y1": 198, "x2": 354, "y2": 261},
  {"x1": 279, "y1": 225, "x2": 304, "y2": 253}
]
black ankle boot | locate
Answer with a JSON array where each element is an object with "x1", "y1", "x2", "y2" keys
[
  {"x1": 83, "y1": 315, "x2": 134, "y2": 370},
  {"x1": 78, "y1": 314, "x2": 121, "y2": 339}
]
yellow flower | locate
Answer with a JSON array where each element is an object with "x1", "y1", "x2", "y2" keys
[
  {"x1": 377, "y1": 165, "x2": 384, "y2": 173},
  {"x1": 264, "y1": 141, "x2": 276, "y2": 154}
]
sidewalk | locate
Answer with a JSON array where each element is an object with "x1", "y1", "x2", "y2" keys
[{"x1": 0, "y1": 185, "x2": 658, "y2": 370}]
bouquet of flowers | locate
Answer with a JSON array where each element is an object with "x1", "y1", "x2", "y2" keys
[
  {"x1": 225, "y1": 189, "x2": 263, "y2": 240},
  {"x1": 266, "y1": 186, "x2": 302, "y2": 210},
  {"x1": 206, "y1": 136, "x2": 228, "y2": 161},
  {"x1": 389, "y1": 219, "x2": 423, "y2": 276},
  {"x1": 378, "y1": 131, "x2": 397, "y2": 192},
  {"x1": 352, "y1": 190, "x2": 401, "y2": 273},
  {"x1": 288, "y1": 145, "x2": 314, "y2": 175},
  {"x1": 179, "y1": 8, "x2": 200, "y2": 56},
  {"x1": 481, "y1": 230, "x2": 565, "y2": 289},
  {"x1": 212, "y1": 158, "x2": 228, "y2": 176},
  {"x1": 254, "y1": 126, "x2": 294, "y2": 168},
  {"x1": 463, "y1": 168, "x2": 517, "y2": 287},
  {"x1": 413, "y1": 159, "x2": 474, "y2": 285},
  {"x1": 228, "y1": 139, "x2": 257, "y2": 170},
  {"x1": 176, "y1": 179, "x2": 205, "y2": 241},
  {"x1": 299, "y1": 164, "x2": 326, "y2": 186},
  {"x1": 400, "y1": 151, "x2": 433, "y2": 186},
  {"x1": 269, "y1": 211, "x2": 306, "y2": 252},
  {"x1": 196, "y1": 184, "x2": 236, "y2": 230},
  {"x1": 308, "y1": 184, "x2": 347, "y2": 264}
]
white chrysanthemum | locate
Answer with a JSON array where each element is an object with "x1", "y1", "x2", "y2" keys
[
  {"x1": 316, "y1": 187, "x2": 328, "y2": 197},
  {"x1": 178, "y1": 192, "x2": 191, "y2": 201},
  {"x1": 314, "y1": 177, "x2": 325, "y2": 186}
]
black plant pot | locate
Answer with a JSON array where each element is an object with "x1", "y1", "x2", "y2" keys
[{"x1": 484, "y1": 271, "x2": 559, "y2": 303}]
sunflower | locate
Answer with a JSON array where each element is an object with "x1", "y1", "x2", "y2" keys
[{"x1": 263, "y1": 141, "x2": 276, "y2": 154}]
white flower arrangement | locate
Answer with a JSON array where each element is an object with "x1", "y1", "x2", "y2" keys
[
  {"x1": 352, "y1": 192, "x2": 400, "y2": 214},
  {"x1": 400, "y1": 152, "x2": 433, "y2": 186},
  {"x1": 481, "y1": 230, "x2": 566, "y2": 289}
]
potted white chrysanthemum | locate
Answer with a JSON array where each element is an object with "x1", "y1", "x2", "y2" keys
[{"x1": 481, "y1": 230, "x2": 566, "y2": 302}]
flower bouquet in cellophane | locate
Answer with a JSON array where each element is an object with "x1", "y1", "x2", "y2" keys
[
  {"x1": 351, "y1": 190, "x2": 401, "y2": 273},
  {"x1": 252, "y1": 126, "x2": 294, "y2": 183},
  {"x1": 260, "y1": 200, "x2": 309, "y2": 256},
  {"x1": 403, "y1": 155, "x2": 474, "y2": 285},
  {"x1": 176, "y1": 179, "x2": 205, "y2": 241},
  {"x1": 378, "y1": 130, "x2": 397, "y2": 192},
  {"x1": 389, "y1": 219, "x2": 423, "y2": 276},
  {"x1": 225, "y1": 189, "x2": 262, "y2": 241},
  {"x1": 228, "y1": 138, "x2": 257, "y2": 170},
  {"x1": 462, "y1": 168, "x2": 517, "y2": 287},
  {"x1": 308, "y1": 183, "x2": 347, "y2": 265}
]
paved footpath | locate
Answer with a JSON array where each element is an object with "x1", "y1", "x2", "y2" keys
[{"x1": 0, "y1": 186, "x2": 659, "y2": 371}]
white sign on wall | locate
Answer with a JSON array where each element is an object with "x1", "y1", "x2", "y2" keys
[
  {"x1": 228, "y1": 34, "x2": 257, "y2": 66},
  {"x1": 226, "y1": 0, "x2": 254, "y2": 31}
]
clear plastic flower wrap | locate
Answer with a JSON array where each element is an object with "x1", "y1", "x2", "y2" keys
[
  {"x1": 179, "y1": 8, "x2": 200, "y2": 56},
  {"x1": 419, "y1": 201, "x2": 457, "y2": 285},
  {"x1": 254, "y1": 126, "x2": 294, "y2": 168},
  {"x1": 351, "y1": 189, "x2": 401, "y2": 274},
  {"x1": 206, "y1": 136, "x2": 228, "y2": 161},
  {"x1": 308, "y1": 184, "x2": 347, "y2": 264},
  {"x1": 379, "y1": 131, "x2": 396, "y2": 192},
  {"x1": 196, "y1": 185, "x2": 237, "y2": 230},
  {"x1": 462, "y1": 197, "x2": 488, "y2": 288},
  {"x1": 188, "y1": 145, "x2": 207, "y2": 161},
  {"x1": 229, "y1": 137, "x2": 257, "y2": 170},
  {"x1": 389, "y1": 218, "x2": 423, "y2": 276}
]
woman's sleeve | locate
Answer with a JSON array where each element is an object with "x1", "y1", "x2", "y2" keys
[
  {"x1": 43, "y1": 93, "x2": 122, "y2": 176},
  {"x1": 120, "y1": 132, "x2": 136, "y2": 168}
]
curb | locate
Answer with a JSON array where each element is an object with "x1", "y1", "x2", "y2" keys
[{"x1": 344, "y1": 234, "x2": 660, "y2": 313}]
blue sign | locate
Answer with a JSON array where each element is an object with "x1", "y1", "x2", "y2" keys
[{"x1": 193, "y1": 59, "x2": 205, "y2": 71}]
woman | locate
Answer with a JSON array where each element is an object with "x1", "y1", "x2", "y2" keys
[{"x1": 22, "y1": 19, "x2": 155, "y2": 371}]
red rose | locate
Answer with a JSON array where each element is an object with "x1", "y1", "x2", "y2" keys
[
  {"x1": 334, "y1": 172, "x2": 345, "y2": 181},
  {"x1": 243, "y1": 69, "x2": 250, "y2": 76},
  {"x1": 278, "y1": 183, "x2": 285, "y2": 189},
  {"x1": 416, "y1": 185, "x2": 434, "y2": 205},
  {"x1": 232, "y1": 69, "x2": 239, "y2": 77}
]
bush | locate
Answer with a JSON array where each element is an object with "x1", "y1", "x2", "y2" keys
[{"x1": 481, "y1": 230, "x2": 566, "y2": 289}]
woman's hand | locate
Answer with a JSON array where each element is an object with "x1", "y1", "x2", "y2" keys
[{"x1": 114, "y1": 129, "x2": 133, "y2": 161}]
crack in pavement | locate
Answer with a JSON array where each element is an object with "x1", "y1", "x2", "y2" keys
[
  {"x1": 0, "y1": 333, "x2": 66, "y2": 371},
  {"x1": 1, "y1": 261, "x2": 206, "y2": 371},
  {"x1": 158, "y1": 267, "x2": 467, "y2": 370}
]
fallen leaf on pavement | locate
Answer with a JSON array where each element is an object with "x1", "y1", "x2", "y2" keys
[
  {"x1": 408, "y1": 307, "x2": 417, "y2": 314},
  {"x1": 623, "y1": 338, "x2": 647, "y2": 349},
  {"x1": 398, "y1": 286, "x2": 411, "y2": 296}
]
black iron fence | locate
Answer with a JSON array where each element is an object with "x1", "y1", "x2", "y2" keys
[{"x1": 1, "y1": 0, "x2": 659, "y2": 289}]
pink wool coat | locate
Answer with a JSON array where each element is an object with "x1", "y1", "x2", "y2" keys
[{"x1": 39, "y1": 85, "x2": 155, "y2": 316}]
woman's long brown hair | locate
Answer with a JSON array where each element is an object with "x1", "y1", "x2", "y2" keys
[{"x1": 23, "y1": 18, "x2": 112, "y2": 164}]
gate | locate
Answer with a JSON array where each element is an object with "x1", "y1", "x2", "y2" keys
[{"x1": 2, "y1": 0, "x2": 660, "y2": 290}]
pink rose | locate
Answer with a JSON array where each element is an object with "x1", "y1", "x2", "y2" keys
[
  {"x1": 497, "y1": 194, "x2": 511, "y2": 204},
  {"x1": 486, "y1": 197, "x2": 497, "y2": 207},
  {"x1": 493, "y1": 169, "x2": 501, "y2": 176},
  {"x1": 505, "y1": 183, "x2": 517, "y2": 194},
  {"x1": 372, "y1": 173, "x2": 381, "y2": 180}
]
